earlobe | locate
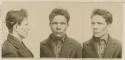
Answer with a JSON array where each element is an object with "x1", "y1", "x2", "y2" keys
[{"x1": 14, "y1": 24, "x2": 19, "y2": 31}]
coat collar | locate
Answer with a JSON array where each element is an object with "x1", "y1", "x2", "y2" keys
[
  {"x1": 7, "y1": 34, "x2": 34, "y2": 57},
  {"x1": 46, "y1": 34, "x2": 74, "y2": 57},
  {"x1": 103, "y1": 36, "x2": 119, "y2": 58},
  {"x1": 7, "y1": 34, "x2": 23, "y2": 49},
  {"x1": 89, "y1": 35, "x2": 119, "y2": 58}
]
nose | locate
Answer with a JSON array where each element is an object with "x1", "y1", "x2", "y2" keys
[
  {"x1": 56, "y1": 23, "x2": 61, "y2": 30},
  {"x1": 93, "y1": 23, "x2": 98, "y2": 30}
]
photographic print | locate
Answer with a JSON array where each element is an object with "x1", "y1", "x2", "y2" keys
[{"x1": 1, "y1": 0, "x2": 124, "y2": 60}]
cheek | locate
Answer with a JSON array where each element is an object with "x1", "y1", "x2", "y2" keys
[
  {"x1": 20, "y1": 26, "x2": 28, "y2": 33},
  {"x1": 50, "y1": 25, "x2": 56, "y2": 31},
  {"x1": 61, "y1": 25, "x2": 67, "y2": 30},
  {"x1": 99, "y1": 25, "x2": 107, "y2": 33}
]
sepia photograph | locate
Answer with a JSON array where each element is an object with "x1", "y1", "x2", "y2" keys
[{"x1": 0, "y1": 0, "x2": 124, "y2": 60}]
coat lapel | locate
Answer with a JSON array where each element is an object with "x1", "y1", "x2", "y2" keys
[
  {"x1": 89, "y1": 39, "x2": 99, "y2": 58},
  {"x1": 8, "y1": 34, "x2": 22, "y2": 49},
  {"x1": 8, "y1": 34, "x2": 33, "y2": 57},
  {"x1": 103, "y1": 36, "x2": 117, "y2": 58},
  {"x1": 17, "y1": 42, "x2": 33, "y2": 57},
  {"x1": 46, "y1": 38, "x2": 56, "y2": 57},
  {"x1": 59, "y1": 37, "x2": 73, "y2": 58},
  {"x1": 46, "y1": 35, "x2": 75, "y2": 58}
]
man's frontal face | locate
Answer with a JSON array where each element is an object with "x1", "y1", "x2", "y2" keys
[
  {"x1": 50, "y1": 15, "x2": 68, "y2": 38},
  {"x1": 91, "y1": 15, "x2": 109, "y2": 38}
]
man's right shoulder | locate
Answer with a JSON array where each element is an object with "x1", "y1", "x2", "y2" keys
[
  {"x1": 83, "y1": 38, "x2": 93, "y2": 46},
  {"x1": 40, "y1": 38, "x2": 49, "y2": 46}
]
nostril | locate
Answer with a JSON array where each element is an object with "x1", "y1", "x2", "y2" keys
[{"x1": 56, "y1": 28, "x2": 61, "y2": 30}]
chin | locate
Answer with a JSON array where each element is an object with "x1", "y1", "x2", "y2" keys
[
  {"x1": 21, "y1": 35, "x2": 28, "y2": 39},
  {"x1": 93, "y1": 34, "x2": 101, "y2": 38},
  {"x1": 55, "y1": 35, "x2": 62, "y2": 38}
]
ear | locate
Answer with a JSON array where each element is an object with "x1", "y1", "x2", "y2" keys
[{"x1": 13, "y1": 24, "x2": 20, "y2": 32}]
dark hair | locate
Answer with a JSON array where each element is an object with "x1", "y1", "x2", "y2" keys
[
  {"x1": 6, "y1": 9, "x2": 28, "y2": 33},
  {"x1": 49, "y1": 8, "x2": 70, "y2": 23},
  {"x1": 91, "y1": 9, "x2": 113, "y2": 24}
]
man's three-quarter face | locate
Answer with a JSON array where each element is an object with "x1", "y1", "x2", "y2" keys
[
  {"x1": 50, "y1": 15, "x2": 68, "y2": 38},
  {"x1": 91, "y1": 15, "x2": 110, "y2": 38}
]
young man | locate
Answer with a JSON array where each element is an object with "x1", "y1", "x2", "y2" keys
[
  {"x1": 40, "y1": 8, "x2": 82, "y2": 58},
  {"x1": 2, "y1": 9, "x2": 33, "y2": 58},
  {"x1": 82, "y1": 9, "x2": 122, "y2": 58}
]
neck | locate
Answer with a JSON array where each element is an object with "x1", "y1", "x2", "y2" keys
[
  {"x1": 100, "y1": 32, "x2": 108, "y2": 40},
  {"x1": 11, "y1": 31, "x2": 23, "y2": 42},
  {"x1": 51, "y1": 33, "x2": 65, "y2": 40}
]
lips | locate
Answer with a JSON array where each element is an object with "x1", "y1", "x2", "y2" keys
[{"x1": 93, "y1": 32, "x2": 100, "y2": 34}]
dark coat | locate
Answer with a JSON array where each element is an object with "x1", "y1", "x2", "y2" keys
[
  {"x1": 82, "y1": 35, "x2": 122, "y2": 58},
  {"x1": 40, "y1": 35, "x2": 82, "y2": 58},
  {"x1": 2, "y1": 34, "x2": 34, "y2": 58}
]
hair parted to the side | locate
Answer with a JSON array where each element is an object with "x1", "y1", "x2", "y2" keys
[
  {"x1": 91, "y1": 9, "x2": 113, "y2": 24},
  {"x1": 6, "y1": 9, "x2": 28, "y2": 33},
  {"x1": 49, "y1": 8, "x2": 70, "y2": 23}
]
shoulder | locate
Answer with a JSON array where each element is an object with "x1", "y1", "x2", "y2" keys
[
  {"x1": 66, "y1": 37, "x2": 81, "y2": 47},
  {"x1": 2, "y1": 40, "x2": 14, "y2": 50},
  {"x1": 83, "y1": 38, "x2": 92, "y2": 46},
  {"x1": 2, "y1": 40, "x2": 17, "y2": 55},
  {"x1": 40, "y1": 38, "x2": 49, "y2": 48},
  {"x1": 109, "y1": 37, "x2": 121, "y2": 47}
]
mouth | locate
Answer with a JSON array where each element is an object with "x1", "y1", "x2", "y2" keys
[{"x1": 93, "y1": 32, "x2": 100, "y2": 34}]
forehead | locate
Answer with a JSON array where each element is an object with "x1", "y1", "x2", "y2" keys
[
  {"x1": 92, "y1": 15, "x2": 106, "y2": 23},
  {"x1": 52, "y1": 15, "x2": 67, "y2": 22}
]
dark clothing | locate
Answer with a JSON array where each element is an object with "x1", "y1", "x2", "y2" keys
[
  {"x1": 2, "y1": 34, "x2": 33, "y2": 58},
  {"x1": 40, "y1": 34, "x2": 82, "y2": 58},
  {"x1": 82, "y1": 35, "x2": 122, "y2": 58}
]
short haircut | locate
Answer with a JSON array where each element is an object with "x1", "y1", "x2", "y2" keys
[
  {"x1": 6, "y1": 9, "x2": 28, "y2": 33},
  {"x1": 91, "y1": 9, "x2": 113, "y2": 24},
  {"x1": 49, "y1": 8, "x2": 70, "y2": 23}
]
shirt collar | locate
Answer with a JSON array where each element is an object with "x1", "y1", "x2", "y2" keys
[
  {"x1": 7, "y1": 33, "x2": 23, "y2": 48},
  {"x1": 93, "y1": 33, "x2": 109, "y2": 44},
  {"x1": 9, "y1": 33, "x2": 23, "y2": 42}
]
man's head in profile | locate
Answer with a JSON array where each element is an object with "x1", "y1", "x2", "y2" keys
[
  {"x1": 49, "y1": 8, "x2": 70, "y2": 39},
  {"x1": 3, "y1": 9, "x2": 33, "y2": 58},
  {"x1": 91, "y1": 9, "x2": 112, "y2": 38},
  {"x1": 6, "y1": 9, "x2": 30, "y2": 39}
]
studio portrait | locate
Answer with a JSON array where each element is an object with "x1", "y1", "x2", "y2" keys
[{"x1": 1, "y1": 1, "x2": 123, "y2": 59}]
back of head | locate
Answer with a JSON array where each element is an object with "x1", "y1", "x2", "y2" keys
[{"x1": 6, "y1": 9, "x2": 27, "y2": 33}]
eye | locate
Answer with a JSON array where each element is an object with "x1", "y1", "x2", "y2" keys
[
  {"x1": 97, "y1": 22, "x2": 103, "y2": 25},
  {"x1": 60, "y1": 22, "x2": 66, "y2": 24},
  {"x1": 51, "y1": 22, "x2": 57, "y2": 24}
]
